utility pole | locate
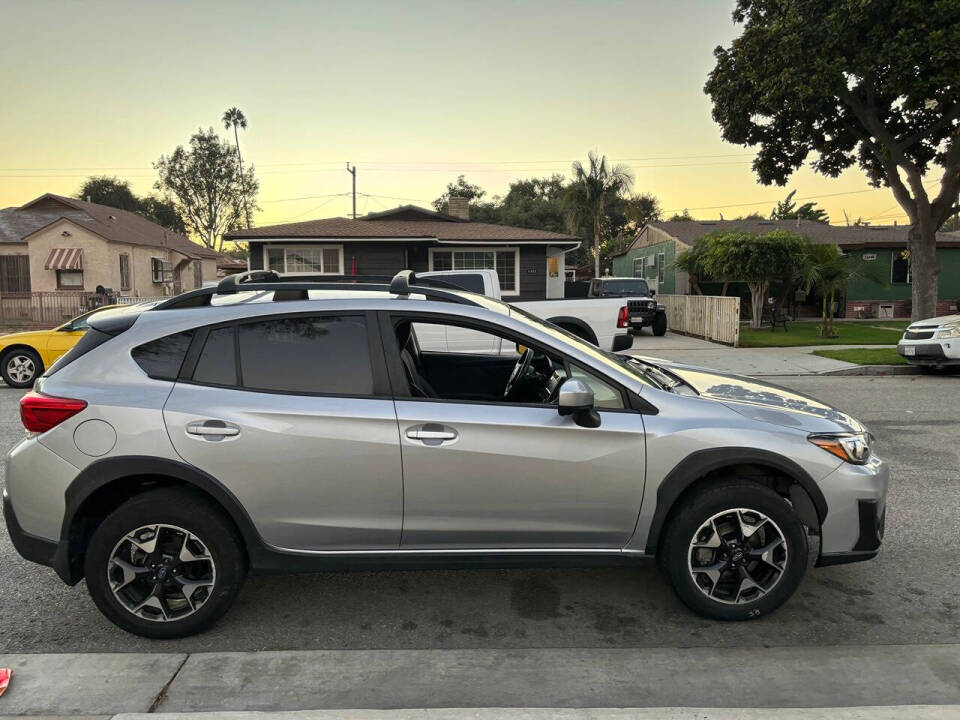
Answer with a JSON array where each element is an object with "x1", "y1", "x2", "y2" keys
[{"x1": 346, "y1": 163, "x2": 357, "y2": 219}]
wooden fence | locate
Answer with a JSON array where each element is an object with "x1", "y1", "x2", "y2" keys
[{"x1": 658, "y1": 294, "x2": 741, "y2": 346}]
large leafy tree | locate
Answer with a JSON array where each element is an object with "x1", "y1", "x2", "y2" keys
[
  {"x1": 705, "y1": 0, "x2": 960, "y2": 320},
  {"x1": 76, "y1": 176, "x2": 186, "y2": 234},
  {"x1": 154, "y1": 128, "x2": 260, "y2": 252},
  {"x1": 702, "y1": 229, "x2": 810, "y2": 328},
  {"x1": 770, "y1": 190, "x2": 829, "y2": 224},
  {"x1": 565, "y1": 151, "x2": 634, "y2": 278}
]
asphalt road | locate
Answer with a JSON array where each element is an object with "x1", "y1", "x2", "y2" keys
[{"x1": 1, "y1": 375, "x2": 957, "y2": 653}]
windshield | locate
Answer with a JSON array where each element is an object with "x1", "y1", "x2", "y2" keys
[
  {"x1": 600, "y1": 279, "x2": 649, "y2": 295},
  {"x1": 508, "y1": 304, "x2": 664, "y2": 389}
]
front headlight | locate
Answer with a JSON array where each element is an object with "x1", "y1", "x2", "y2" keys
[
  {"x1": 808, "y1": 432, "x2": 871, "y2": 464},
  {"x1": 937, "y1": 323, "x2": 960, "y2": 339}
]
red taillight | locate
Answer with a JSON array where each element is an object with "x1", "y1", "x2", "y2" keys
[
  {"x1": 20, "y1": 392, "x2": 87, "y2": 433},
  {"x1": 617, "y1": 305, "x2": 629, "y2": 328}
]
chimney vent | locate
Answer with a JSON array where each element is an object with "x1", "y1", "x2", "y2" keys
[{"x1": 447, "y1": 196, "x2": 470, "y2": 221}]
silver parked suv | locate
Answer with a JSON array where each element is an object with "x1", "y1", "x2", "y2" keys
[{"x1": 3, "y1": 271, "x2": 888, "y2": 638}]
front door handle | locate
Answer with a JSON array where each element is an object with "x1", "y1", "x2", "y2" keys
[
  {"x1": 186, "y1": 420, "x2": 240, "y2": 441},
  {"x1": 405, "y1": 423, "x2": 459, "y2": 446}
]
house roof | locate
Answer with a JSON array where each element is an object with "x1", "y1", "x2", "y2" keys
[
  {"x1": 224, "y1": 204, "x2": 580, "y2": 244},
  {"x1": 0, "y1": 194, "x2": 217, "y2": 259},
  {"x1": 612, "y1": 219, "x2": 960, "y2": 257}
]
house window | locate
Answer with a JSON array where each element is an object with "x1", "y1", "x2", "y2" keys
[
  {"x1": 0, "y1": 255, "x2": 31, "y2": 293},
  {"x1": 56, "y1": 269, "x2": 84, "y2": 289},
  {"x1": 657, "y1": 253, "x2": 665, "y2": 283},
  {"x1": 430, "y1": 248, "x2": 519, "y2": 294},
  {"x1": 151, "y1": 257, "x2": 173, "y2": 283},
  {"x1": 633, "y1": 257, "x2": 645, "y2": 278},
  {"x1": 263, "y1": 245, "x2": 343, "y2": 275},
  {"x1": 119, "y1": 254, "x2": 131, "y2": 291},
  {"x1": 891, "y1": 251, "x2": 911, "y2": 284},
  {"x1": 193, "y1": 260, "x2": 203, "y2": 288}
]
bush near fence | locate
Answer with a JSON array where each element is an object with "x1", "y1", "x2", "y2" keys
[{"x1": 657, "y1": 294, "x2": 741, "y2": 346}]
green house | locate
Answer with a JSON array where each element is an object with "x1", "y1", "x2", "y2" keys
[{"x1": 611, "y1": 220, "x2": 960, "y2": 318}]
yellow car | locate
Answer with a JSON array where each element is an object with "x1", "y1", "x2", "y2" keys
[{"x1": 0, "y1": 305, "x2": 119, "y2": 388}]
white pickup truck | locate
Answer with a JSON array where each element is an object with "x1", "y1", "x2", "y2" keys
[{"x1": 421, "y1": 268, "x2": 657, "y2": 351}]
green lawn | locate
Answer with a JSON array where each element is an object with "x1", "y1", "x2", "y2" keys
[
  {"x1": 739, "y1": 321, "x2": 908, "y2": 347},
  {"x1": 812, "y1": 347, "x2": 908, "y2": 365}
]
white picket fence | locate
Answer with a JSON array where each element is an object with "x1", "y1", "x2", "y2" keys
[{"x1": 658, "y1": 294, "x2": 741, "y2": 346}]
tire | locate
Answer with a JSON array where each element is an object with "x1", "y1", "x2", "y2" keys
[
  {"x1": 1, "y1": 347, "x2": 42, "y2": 388},
  {"x1": 659, "y1": 480, "x2": 808, "y2": 621},
  {"x1": 84, "y1": 487, "x2": 247, "y2": 639},
  {"x1": 652, "y1": 314, "x2": 668, "y2": 337}
]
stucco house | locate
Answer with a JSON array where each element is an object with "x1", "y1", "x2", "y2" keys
[
  {"x1": 612, "y1": 219, "x2": 960, "y2": 318},
  {"x1": 225, "y1": 198, "x2": 581, "y2": 299},
  {"x1": 0, "y1": 194, "x2": 218, "y2": 297}
]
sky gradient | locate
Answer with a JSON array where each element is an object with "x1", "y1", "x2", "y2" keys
[{"x1": 0, "y1": 0, "x2": 918, "y2": 229}]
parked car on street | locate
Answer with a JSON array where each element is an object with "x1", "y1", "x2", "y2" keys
[
  {"x1": 897, "y1": 312, "x2": 960, "y2": 370},
  {"x1": 585, "y1": 276, "x2": 667, "y2": 337},
  {"x1": 3, "y1": 270, "x2": 887, "y2": 638},
  {"x1": 0, "y1": 305, "x2": 120, "y2": 388}
]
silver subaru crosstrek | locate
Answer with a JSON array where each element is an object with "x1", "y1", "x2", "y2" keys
[{"x1": 3, "y1": 271, "x2": 888, "y2": 638}]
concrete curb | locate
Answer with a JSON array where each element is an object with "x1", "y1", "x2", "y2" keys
[
  {"x1": 2, "y1": 645, "x2": 960, "y2": 715},
  {"x1": 820, "y1": 364, "x2": 924, "y2": 376}
]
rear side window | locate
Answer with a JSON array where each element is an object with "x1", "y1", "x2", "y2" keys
[
  {"x1": 237, "y1": 315, "x2": 372, "y2": 395},
  {"x1": 43, "y1": 328, "x2": 113, "y2": 377},
  {"x1": 132, "y1": 331, "x2": 194, "y2": 380},
  {"x1": 193, "y1": 326, "x2": 237, "y2": 386}
]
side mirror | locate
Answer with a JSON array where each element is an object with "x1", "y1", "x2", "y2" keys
[
  {"x1": 557, "y1": 378, "x2": 601, "y2": 428},
  {"x1": 649, "y1": 289, "x2": 656, "y2": 297},
  {"x1": 612, "y1": 334, "x2": 632, "y2": 353}
]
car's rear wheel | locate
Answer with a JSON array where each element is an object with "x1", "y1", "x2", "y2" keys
[
  {"x1": 1, "y1": 348, "x2": 42, "y2": 388},
  {"x1": 660, "y1": 480, "x2": 807, "y2": 620},
  {"x1": 84, "y1": 488, "x2": 247, "y2": 638}
]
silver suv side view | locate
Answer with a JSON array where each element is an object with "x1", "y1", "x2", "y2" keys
[{"x1": 3, "y1": 271, "x2": 888, "y2": 638}]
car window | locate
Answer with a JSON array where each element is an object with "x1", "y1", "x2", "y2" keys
[
  {"x1": 193, "y1": 326, "x2": 237, "y2": 386},
  {"x1": 412, "y1": 322, "x2": 513, "y2": 355},
  {"x1": 237, "y1": 315, "x2": 373, "y2": 395},
  {"x1": 569, "y1": 365, "x2": 625, "y2": 409},
  {"x1": 132, "y1": 331, "x2": 194, "y2": 380}
]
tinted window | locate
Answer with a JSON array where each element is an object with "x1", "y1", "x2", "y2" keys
[
  {"x1": 132, "y1": 331, "x2": 194, "y2": 380},
  {"x1": 193, "y1": 327, "x2": 237, "y2": 386},
  {"x1": 440, "y1": 273, "x2": 486, "y2": 294},
  {"x1": 237, "y1": 316, "x2": 373, "y2": 395},
  {"x1": 601, "y1": 279, "x2": 649, "y2": 295}
]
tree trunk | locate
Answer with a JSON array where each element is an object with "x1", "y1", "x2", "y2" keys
[
  {"x1": 827, "y1": 288, "x2": 836, "y2": 336},
  {"x1": 908, "y1": 222, "x2": 940, "y2": 320},
  {"x1": 234, "y1": 127, "x2": 251, "y2": 230},
  {"x1": 748, "y1": 281, "x2": 766, "y2": 329},
  {"x1": 593, "y1": 214, "x2": 601, "y2": 279},
  {"x1": 689, "y1": 275, "x2": 703, "y2": 295},
  {"x1": 720, "y1": 281, "x2": 729, "y2": 296},
  {"x1": 820, "y1": 294, "x2": 828, "y2": 336}
]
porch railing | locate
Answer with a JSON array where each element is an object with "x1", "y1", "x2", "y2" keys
[
  {"x1": 0, "y1": 292, "x2": 167, "y2": 326},
  {"x1": 657, "y1": 294, "x2": 741, "y2": 346}
]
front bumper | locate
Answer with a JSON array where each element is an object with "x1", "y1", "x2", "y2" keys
[
  {"x1": 897, "y1": 337, "x2": 960, "y2": 365},
  {"x1": 814, "y1": 454, "x2": 889, "y2": 567}
]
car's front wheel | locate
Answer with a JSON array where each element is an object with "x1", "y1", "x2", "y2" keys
[
  {"x1": 652, "y1": 314, "x2": 668, "y2": 336},
  {"x1": 84, "y1": 488, "x2": 247, "y2": 638},
  {"x1": 1, "y1": 348, "x2": 42, "y2": 388},
  {"x1": 660, "y1": 480, "x2": 808, "y2": 620}
]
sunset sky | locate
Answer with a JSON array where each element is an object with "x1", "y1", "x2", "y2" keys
[{"x1": 0, "y1": 0, "x2": 918, "y2": 229}]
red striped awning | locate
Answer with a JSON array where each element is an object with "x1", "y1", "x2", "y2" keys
[{"x1": 44, "y1": 247, "x2": 83, "y2": 270}]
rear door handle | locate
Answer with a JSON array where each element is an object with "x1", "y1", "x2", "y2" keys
[
  {"x1": 405, "y1": 423, "x2": 458, "y2": 446},
  {"x1": 186, "y1": 420, "x2": 240, "y2": 440}
]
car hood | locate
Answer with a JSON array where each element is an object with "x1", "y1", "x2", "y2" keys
[
  {"x1": 636, "y1": 356, "x2": 867, "y2": 434},
  {"x1": 0, "y1": 329, "x2": 50, "y2": 345},
  {"x1": 908, "y1": 313, "x2": 960, "y2": 328}
]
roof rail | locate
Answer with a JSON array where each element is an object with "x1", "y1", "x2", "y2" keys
[{"x1": 152, "y1": 269, "x2": 481, "y2": 311}]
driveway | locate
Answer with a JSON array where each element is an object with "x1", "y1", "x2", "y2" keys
[{"x1": 625, "y1": 332, "x2": 859, "y2": 375}]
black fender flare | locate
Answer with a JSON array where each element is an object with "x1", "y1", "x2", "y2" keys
[
  {"x1": 55, "y1": 455, "x2": 263, "y2": 584},
  {"x1": 546, "y1": 316, "x2": 599, "y2": 346},
  {"x1": 643, "y1": 447, "x2": 828, "y2": 554}
]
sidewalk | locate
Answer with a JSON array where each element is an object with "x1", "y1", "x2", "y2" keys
[
  {"x1": 2, "y1": 645, "x2": 959, "y2": 716},
  {"x1": 625, "y1": 333, "x2": 898, "y2": 376}
]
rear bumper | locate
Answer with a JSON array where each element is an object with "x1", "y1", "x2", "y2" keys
[{"x1": 3, "y1": 489, "x2": 58, "y2": 569}]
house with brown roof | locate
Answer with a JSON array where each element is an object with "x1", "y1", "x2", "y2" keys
[
  {"x1": 611, "y1": 219, "x2": 960, "y2": 318},
  {"x1": 0, "y1": 194, "x2": 218, "y2": 297},
  {"x1": 224, "y1": 198, "x2": 581, "y2": 299}
]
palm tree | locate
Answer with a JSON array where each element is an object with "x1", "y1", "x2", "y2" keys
[
  {"x1": 799, "y1": 244, "x2": 882, "y2": 337},
  {"x1": 222, "y1": 107, "x2": 251, "y2": 229},
  {"x1": 565, "y1": 151, "x2": 634, "y2": 278}
]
